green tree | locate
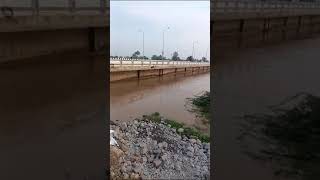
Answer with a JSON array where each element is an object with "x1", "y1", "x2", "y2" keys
[
  {"x1": 132, "y1": 50, "x2": 140, "y2": 58},
  {"x1": 172, "y1": 51, "x2": 180, "y2": 61},
  {"x1": 151, "y1": 55, "x2": 158, "y2": 60},
  {"x1": 186, "y1": 56, "x2": 194, "y2": 61}
]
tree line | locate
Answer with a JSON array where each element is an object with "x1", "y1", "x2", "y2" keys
[{"x1": 110, "y1": 50, "x2": 209, "y2": 62}]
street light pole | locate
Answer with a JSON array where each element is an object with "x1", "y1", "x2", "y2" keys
[
  {"x1": 192, "y1": 41, "x2": 198, "y2": 60},
  {"x1": 162, "y1": 26, "x2": 169, "y2": 60},
  {"x1": 138, "y1": 30, "x2": 144, "y2": 59}
]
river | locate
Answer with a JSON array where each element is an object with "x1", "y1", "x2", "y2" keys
[
  {"x1": 213, "y1": 37, "x2": 320, "y2": 180},
  {"x1": 110, "y1": 71, "x2": 210, "y2": 134},
  {"x1": 0, "y1": 52, "x2": 106, "y2": 180}
]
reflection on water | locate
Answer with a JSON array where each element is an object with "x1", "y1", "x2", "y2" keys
[
  {"x1": 238, "y1": 92, "x2": 320, "y2": 179},
  {"x1": 0, "y1": 52, "x2": 106, "y2": 180},
  {"x1": 213, "y1": 37, "x2": 320, "y2": 180},
  {"x1": 110, "y1": 71, "x2": 210, "y2": 133}
]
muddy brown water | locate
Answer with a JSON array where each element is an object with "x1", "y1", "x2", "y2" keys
[
  {"x1": 0, "y1": 52, "x2": 107, "y2": 180},
  {"x1": 213, "y1": 37, "x2": 320, "y2": 180},
  {"x1": 110, "y1": 71, "x2": 210, "y2": 134}
]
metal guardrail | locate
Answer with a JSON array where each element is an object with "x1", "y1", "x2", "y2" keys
[
  {"x1": 212, "y1": 0, "x2": 320, "y2": 18},
  {"x1": 0, "y1": 0, "x2": 107, "y2": 17},
  {"x1": 110, "y1": 58, "x2": 210, "y2": 68}
]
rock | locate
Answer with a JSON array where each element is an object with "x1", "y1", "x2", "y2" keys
[
  {"x1": 121, "y1": 166, "x2": 127, "y2": 173},
  {"x1": 126, "y1": 165, "x2": 132, "y2": 172},
  {"x1": 162, "y1": 142, "x2": 168, "y2": 149},
  {"x1": 123, "y1": 173, "x2": 129, "y2": 179},
  {"x1": 130, "y1": 173, "x2": 140, "y2": 179},
  {"x1": 167, "y1": 124, "x2": 171, "y2": 128},
  {"x1": 186, "y1": 151, "x2": 193, "y2": 157},
  {"x1": 161, "y1": 154, "x2": 168, "y2": 161},
  {"x1": 141, "y1": 146, "x2": 148, "y2": 154},
  {"x1": 153, "y1": 149, "x2": 161, "y2": 155},
  {"x1": 133, "y1": 165, "x2": 142, "y2": 173},
  {"x1": 196, "y1": 139, "x2": 202, "y2": 144},
  {"x1": 177, "y1": 128, "x2": 184, "y2": 133},
  {"x1": 120, "y1": 122, "x2": 127, "y2": 131},
  {"x1": 175, "y1": 163, "x2": 181, "y2": 171},
  {"x1": 153, "y1": 159, "x2": 162, "y2": 168},
  {"x1": 187, "y1": 146, "x2": 194, "y2": 153},
  {"x1": 203, "y1": 143, "x2": 210, "y2": 150},
  {"x1": 148, "y1": 155, "x2": 155, "y2": 163},
  {"x1": 142, "y1": 156, "x2": 147, "y2": 163},
  {"x1": 189, "y1": 139, "x2": 197, "y2": 144}
]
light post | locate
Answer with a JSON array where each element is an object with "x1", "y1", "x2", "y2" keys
[
  {"x1": 192, "y1": 41, "x2": 198, "y2": 60},
  {"x1": 162, "y1": 26, "x2": 170, "y2": 60},
  {"x1": 138, "y1": 29, "x2": 144, "y2": 59},
  {"x1": 205, "y1": 45, "x2": 209, "y2": 61}
]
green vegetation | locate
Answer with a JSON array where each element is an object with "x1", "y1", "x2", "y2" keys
[
  {"x1": 142, "y1": 112, "x2": 210, "y2": 143},
  {"x1": 186, "y1": 91, "x2": 211, "y2": 122}
]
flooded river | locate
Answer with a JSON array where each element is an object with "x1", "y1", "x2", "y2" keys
[
  {"x1": 213, "y1": 37, "x2": 320, "y2": 180},
  {"x1": 110, "y1": 71, "x2": 210, "y2": 133},
  {"x1": 0, "y1": 52, "x2": 106, "y2": 180}
]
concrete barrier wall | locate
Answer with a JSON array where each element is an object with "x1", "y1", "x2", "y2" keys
[
  {"x1": 213, "y1": 15, "x2": 320, "y2": 55},
  {"x1": 0, "y1": 27, "x2": 108, "y2": 63},
  {"x1": 110, "y1": 67, "x2": 210, "y2": 82}
]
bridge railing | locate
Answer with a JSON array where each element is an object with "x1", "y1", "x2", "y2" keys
[
  {"x1": 0, "y1": 0, "x2": 107, "y2": 17},
  {"x1": 212, "y1": 0, "x2": 320, "y2": 18},
  {"x1": 110, "y1": 58, "x2": 210, "y2": 68}
]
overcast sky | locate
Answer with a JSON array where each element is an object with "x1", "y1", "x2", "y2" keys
[{"x1": 110, "y1": 1, "x2": 210, "y2": 60}]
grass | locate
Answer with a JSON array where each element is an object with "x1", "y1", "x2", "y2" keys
[
  {"x1": 186, "y1": 91, "x2": 211, "y2": 122},
  {"x1": 142, "y1": 112, "x2": 210, "y2": 143}
]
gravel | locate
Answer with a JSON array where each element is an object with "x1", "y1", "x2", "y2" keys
[{"x1": 110, "y1": 118, "x2": 210, "y2": 179}]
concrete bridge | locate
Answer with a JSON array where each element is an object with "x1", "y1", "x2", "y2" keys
[
  {"x1": 2, "y1": 0, "x2": 320, "y2": 62},
  {"x1": 0, "y1": 0, "x2": 108, "y2": 62},
  {"x1": 212, "y1": 0, "x2": 320, "y2": 54},
  {"x1": 110, "y1": 58, "x2": 210, "y2": 82}
]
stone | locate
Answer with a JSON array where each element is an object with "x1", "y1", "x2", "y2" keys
[
  {"x1": 187, "y1": 146, "x2": 194, "y2": 153},
  {"x1": 189, "y1": 139, "x2": 197, "y2": 144},
  {"x1": 153, "y1": 149, "x2": 161, "y2": 155},
  {"x1": 167, "y1": 124, "x2": 171, "y2": 128},
  {"x1": 141, "y1": 146, "x2": 148, "y2": 154},
  {"x1": 142, "y1": 157, "x2": 147, "y2": 163},
  {"x1": 161, "y1": 154, "x2": 168, "y2": 161},
  {"x1": 133, "y1": 166, "x2": 142, "y2": 173},
  {"x1": 187, "y1": 151, "x2": 193, "y2": 157},
  {"x1": 203, "y1": 143, "x2": 210, "y2": 150},
  {"x1": 162, "y1": 142, "x2": 168, "y2": 149},
  {"x1": 148, "y1": 155, "x2": 155, "y2": 162},
  {"x1": 126, "y1": 165, "x2": 132, "y2": 172},
  {"x1": 123, "y1": 173, "x2": 129, "y2": 179},
  {"x1": 153, "y1": 159, "x2": 162, "y2": 168},
  {"x1": 130, "y1": 173, "x2": 140, "y2": 179},
  {"x1": 175, "y1": 163, "x2": 181, "y2": 171},
  {"x1": 120, "y1": 122, "x2": 127, "y2": 131},
  {"x1": 177, "y1": 128, "x2": 184, "y2": 133},
  {"x1": 121, "y1": 166, "x2": 127, "y2": 173}
]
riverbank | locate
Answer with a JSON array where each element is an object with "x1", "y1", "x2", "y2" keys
[{"x1": 110, "y1": 115, "x2": 210, "y2": 179}]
